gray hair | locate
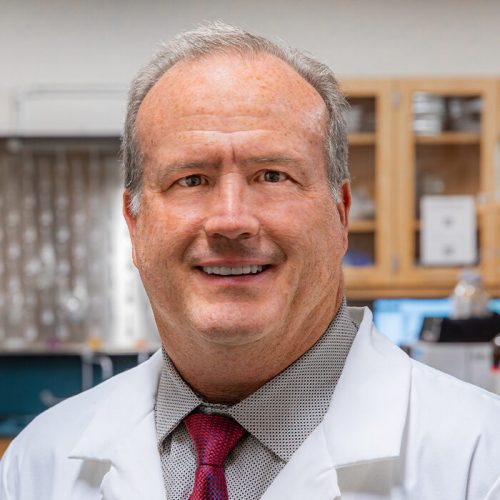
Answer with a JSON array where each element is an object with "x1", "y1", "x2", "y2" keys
[{"x1": 122, "y1": 21, "x2": 349, "y2": 214}]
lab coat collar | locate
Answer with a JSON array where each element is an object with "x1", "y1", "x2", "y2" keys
[
  {"x1": 324, "y1": 306, "x2": 411, "y2": 468},
  {"x1": 262, "y1": 307, "x2": 411, "y2": 499},
  {"x1": 69, "y1": 350, "x2": 166, "y2": 499}
]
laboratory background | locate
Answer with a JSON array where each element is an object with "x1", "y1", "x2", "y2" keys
[{"x1": 1, "y1": 0, "x2": 500, "y2": 457}]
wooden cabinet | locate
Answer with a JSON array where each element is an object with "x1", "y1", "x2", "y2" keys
[
  {"x1": 341, "y1": 78, "x2": 500, "y2": 299},
  {"x1": 341, "y1": 80, "x2": 395, "y2": 291},
  {"x1": 0, "y1": 437, "x2": 12, "y2": 458},
  {"x1": 497, "y1": 80, "x2": 500, "y2": 136}
]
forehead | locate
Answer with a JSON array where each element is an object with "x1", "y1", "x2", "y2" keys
[{"x1": 135, "y1": 51, "x2": 328, "y2": 143}]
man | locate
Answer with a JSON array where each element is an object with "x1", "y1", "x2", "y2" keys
[{"x1": 1, "y1": 22, "x2": 500, "y2": 500}]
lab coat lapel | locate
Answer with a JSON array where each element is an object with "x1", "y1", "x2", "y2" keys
[
  {"x1": 325, "y1": 307, "x2": 412, "y2": 468},
  {"x1": 262, "y1": 307, "x2": 412, "y2": 498},
  {"x1": 260, "y1": 420, "x2": 341, "y2": 499},
  {"x1": 68, "y1": 350, "x2": 165, "y2": 500},
  {"x1": 98, "y1": 412, "x2": 165, "y2": 500}
]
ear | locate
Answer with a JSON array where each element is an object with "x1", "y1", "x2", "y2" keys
[
  {"x1": 336, "y1": 180, "x2": 351, "y2": 253},
  {"x1": 123, "y1": 190, "x2": 138, "y2": 267}
]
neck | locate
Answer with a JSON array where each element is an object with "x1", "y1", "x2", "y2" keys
[{"x1": 161, "y1": 285, "x2": 345, "y2": 405}]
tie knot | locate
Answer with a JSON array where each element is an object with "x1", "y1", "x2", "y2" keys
[{"x1": 184, "y1": 413, "x2": 247, "y2": 467}]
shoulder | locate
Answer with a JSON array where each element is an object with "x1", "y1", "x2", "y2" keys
[
  {"x1": 407, "y1": 357, "x2": 500, "y2": 450},
  {"x1": 1, "y1": 350, "x2": 162, "y2": 486},
  {"x1": 409, "y1": 356, "x2": 500, "y2": 419},
  {"x1": 15, "y1": 351, "x2": 160, "y2": 448},
  {"x1": 406, "y1": 358, "x2": 500, "y2": 495}
]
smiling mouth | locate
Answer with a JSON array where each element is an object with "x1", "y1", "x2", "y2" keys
[{"x1": 198, "y1": 265, "x2": 270, "y2": 276}]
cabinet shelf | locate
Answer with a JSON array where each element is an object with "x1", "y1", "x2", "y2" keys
[
  {"x1": 414, "y1": 132, "x2": 480, "y2": 145},
  {"x1": 348, "y1": 132, "x2": 376, "y2": 145},
  {"x1": 350, "y1": 219, "x2": 376, "y2": 232}
]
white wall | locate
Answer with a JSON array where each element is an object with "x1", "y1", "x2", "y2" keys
[{"x1": 1, "y1": 0, "x2": 499, "y2": 134}]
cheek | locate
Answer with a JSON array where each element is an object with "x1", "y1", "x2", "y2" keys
[
  {"x1": 136, "y1": 198, "x2": 200, "y2": 253},
  {"x1": 133, "y1": 216, "x2": 182, "y2": 280},
  {"x1": 265, "y1": 199, "x2": 341, "y2": 278},
  {"x1": 305, "y1": 218, "x2": 344, "y2": 277},
  {"x1": 133, "y1": 216, "x2": 191, "y2": 314},
  {"x1": 275, "y1": 197, "x2": 340, "y2": 248}
]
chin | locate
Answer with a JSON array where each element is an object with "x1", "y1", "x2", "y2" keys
[
  {"x1": 194, "y1": 321, "x2": 269, "y2": 347},
  {"x1": 188, "y1": 304, "x2": 273, "y2": 346}
]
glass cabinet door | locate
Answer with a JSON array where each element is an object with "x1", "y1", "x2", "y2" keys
[
  {"x1": 340, "y1": 80, "x2": 394, "y2": 297},
  {"x1": 396, "y1": 80, "x2": 497, "y2": 293}
]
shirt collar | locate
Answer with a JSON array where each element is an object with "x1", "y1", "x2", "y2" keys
[
  {"x1": 155, "y1": 299, "x2": 357, "y2": 462},
  {"x1": 155, "y1": 351, "x2": 201, "y2": 447}
]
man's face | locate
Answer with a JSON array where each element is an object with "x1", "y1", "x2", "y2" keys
[{"x1": 124, "y1": 53, "x2": 350, "y2": 357}]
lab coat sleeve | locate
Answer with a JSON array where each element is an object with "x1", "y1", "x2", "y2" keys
[{"x1": 0, "y1": 443, "x2": 20, "y2": 500}]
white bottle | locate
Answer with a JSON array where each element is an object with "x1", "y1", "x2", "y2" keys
[{"x1": 450, "y1": 269, "x2": 491, "y2": 319}]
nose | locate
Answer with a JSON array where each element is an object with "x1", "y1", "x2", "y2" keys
[{"x1": 203, "y1": 174, "x2": 260, "y2": 240}]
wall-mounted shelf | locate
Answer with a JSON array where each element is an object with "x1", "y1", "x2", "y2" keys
[
  {"x1": 348, "y1": 132, "x2": 376, "y2": 145},
  {"x1": 414, "y1": 132, "x2": 481, "y2": 144},
  {"x1": 350, "y1": 219, "x2": 376, "y2": 232}
]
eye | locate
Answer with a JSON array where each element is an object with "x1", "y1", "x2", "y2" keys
[
  {"x1": 261, "y1": 170, "x2": 287, "y2": 183},
  {"x1": 177, "y1": 174, "x2": 206, "y2": 187}
]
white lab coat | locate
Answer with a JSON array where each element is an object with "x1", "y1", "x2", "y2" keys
[{"x1": 2, "y1": 307, "x2": 500, "y2": 499}]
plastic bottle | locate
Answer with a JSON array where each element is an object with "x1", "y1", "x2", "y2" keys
[{"x1": 450, "y1": 269, "x2": 491, "y2": 319}]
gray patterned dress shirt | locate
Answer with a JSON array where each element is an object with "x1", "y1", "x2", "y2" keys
[{"x1": 154, "y1": 300, "x2": 358, "y2": 499}]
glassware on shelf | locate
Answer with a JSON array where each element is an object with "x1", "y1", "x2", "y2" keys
[
  {"x1": 350, "y1": 188, "x2": 376, "y2": 220},
  {"x1": 6, "y1": 285, "x2": 23, "y2": 329},
  {"x1": 59, "y1": 284, "x2": 89, "y2": 324},
  {"x1": 413, "y1": 93, "x2": 482, "y2": 134},
  {"x1": 0, "y1": 139, "x2": 152, "y2": 351},
  {"x1": 345, "y1": 106, "x2": 363, "y2": 132},
  {"x1": 344, "y1": 232, "x2": 375, "y2": 267},
  {"x1": 36, "y1": 244, "x2": 57, "y2": 290},
  {"x1": 448, "y1": 97, "x2": 482, "y2": 132},
  {"x1": 413, "y1": 93, "x2": 445, "y2": 134},
  {"x1": 345, "y1": 97, "x2": 376, "y2": 133}
]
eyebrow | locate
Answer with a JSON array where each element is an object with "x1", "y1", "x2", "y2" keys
[
  {"x1": 167, "y1": 156, "x2": 300, "y2": 169},
  {"x1": 242, "y1": 156, "x2": 301, "y2": 166}
]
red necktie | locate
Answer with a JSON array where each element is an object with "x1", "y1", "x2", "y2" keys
[{"x1": 184, "y1": 412, "x2": 247, "y2": 500}]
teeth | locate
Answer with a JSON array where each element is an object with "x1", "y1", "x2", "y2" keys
[{"x1": 202, "y1": 265, "x2": 265, "y2": 275}]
